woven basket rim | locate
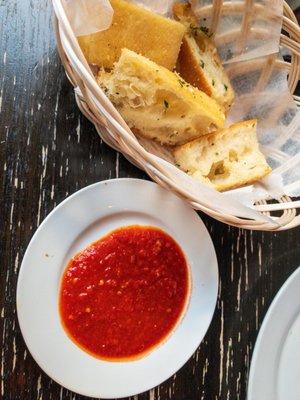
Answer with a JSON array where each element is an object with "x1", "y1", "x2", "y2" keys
[{"x1": 52, "y1": 0, "x2": 300, "y2": 231}]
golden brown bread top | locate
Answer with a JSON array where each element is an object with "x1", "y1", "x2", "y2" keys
[{"x1": 78, "y1": 0, "x2": 186, "y2": 70}]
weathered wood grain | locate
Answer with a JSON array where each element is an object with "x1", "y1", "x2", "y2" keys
[{"x1": 1, "y1": 1, "x2": 300, "y2": 399}]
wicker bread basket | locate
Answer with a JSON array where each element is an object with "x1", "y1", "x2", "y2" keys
[{"x1": 52, "y1": 0, "x2": 300, "y2": 231}]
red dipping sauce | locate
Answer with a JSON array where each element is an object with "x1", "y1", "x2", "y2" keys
[{"x1": 59, "y1": 225, "x2": 189, "y2": 361}]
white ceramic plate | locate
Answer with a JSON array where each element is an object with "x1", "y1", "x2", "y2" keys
[
  {"x1": 248, "y1": 267, "x2": 300, "y2": 400},
  {"x1": 17, "y1": 178, "x2": 218, "y2": 399}
]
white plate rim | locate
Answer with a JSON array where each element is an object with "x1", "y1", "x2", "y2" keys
[
  {"x1": 247, "y1": 266, "x2": 300, "y2": 400},
  {"x1": 17, "y1": 178, "x2": 219, "y2": 399}
]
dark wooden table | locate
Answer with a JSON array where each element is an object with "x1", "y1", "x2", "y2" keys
[{"x1": 1, "y1": 1, "x2": 300, "y2": 399}]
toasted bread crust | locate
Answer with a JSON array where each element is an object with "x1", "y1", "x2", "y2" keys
[
  {"x1": 173, "y1": 2, "x2": 234, "y2": 112},
  {"x1": 176, "y1": 120, "x2": 258, "y2": 151},
  {"x1": 215, "y1": 166, "x2": 271, "y2": 191},
  {"x1": 177, "y1": 36, "x2": 213, "y2": 97},
  {"x1": 172, "y1": 3, "x2": 198, "y2": 26},
  {"x1": 174, "y1": 119, "x2": 272, "y2": 191}
]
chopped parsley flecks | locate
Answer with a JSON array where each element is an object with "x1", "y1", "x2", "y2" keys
[
  {"x1": 200, "y1": 26, "x2": 209, "y2": 35},
  {"x1": 190, "y1": 24, "x2": 198, "y2": 35},
  {"x1": 226, "y1": 48, "x2": 233, "y2": 59},
  {"x1": 190, "y1": 24, "x2": 210, "y2": 37},
  {"x1": 178, "y1": 78, "x2": 190, "y2": 88}
]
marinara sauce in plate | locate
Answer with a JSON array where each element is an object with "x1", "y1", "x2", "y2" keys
[{"x1": 59, "y1": 225, "x2": 190, "y2": 361}]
